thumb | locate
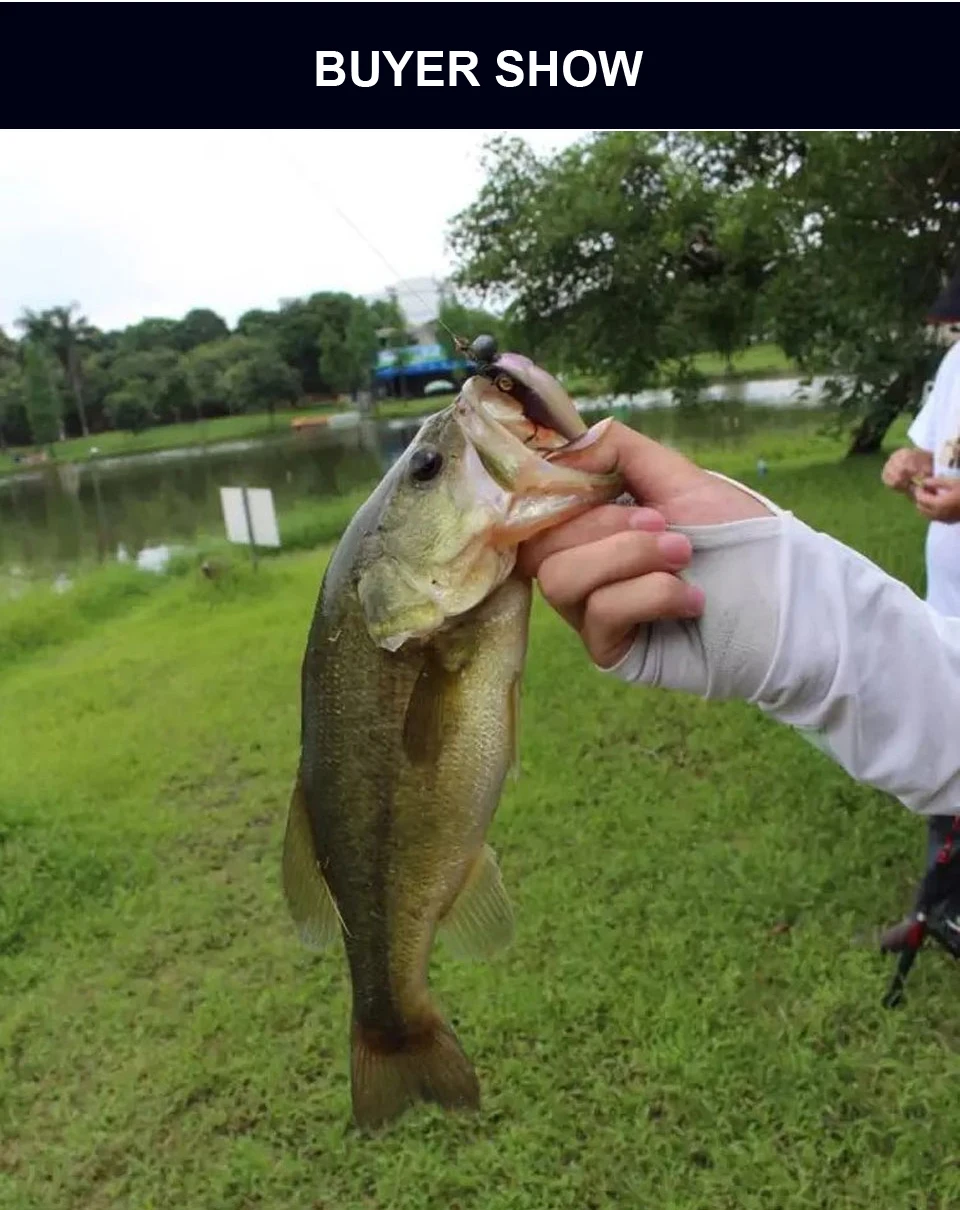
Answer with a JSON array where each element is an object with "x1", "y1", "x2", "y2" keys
[{"x1": 546, "y1": 418, "x2": 704, "y2": 511}]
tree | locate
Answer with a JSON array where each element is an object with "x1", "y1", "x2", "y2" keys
[
  {"x1": 0, "y1": 328, "x2": 20, "y2": 449},
  {"x1": 106, "y1": 349, "x2": 194, "y2": 425},
  {"x1": 22, "y1": 341, "x2": 63, "y2": 446},
  {"x1": 235, "y1": 309, "x2": 278, "y2": 340},
  {"x1": 176, "y1": 308, "x2": 229, "y2": 352},
  {"x1": 271, "y1": 292, "x2": 366, "y2": 394},
  {"x1": 182, "y1": 339, "x2": 246, "y2": 417},
  {"x1": 221, "y1": 341, "x2": 301, "y2": 424},
  {"x1": 755, "y1": 132, "x2": 960, "y2": 453},
  {"x1": 183, "y1": 335, "x2": 299, "y2": 419},
  {"x1": 104, "y1": 388, "x2": 153, "y2": 434},
  {"x1": 0, "y1": 367, "x2": 26, "y2": 451},
  {"x1": 16, "y1": 303, "x2": 97, "y2": 437},
  {"x1": 317, "y1": 299, "x2": 379, "y2": 397},
  {"x1": 0, "y1": 326, "x2": 16, "y2": 368},
  {"x1": 447, "y1": 132, "x2": 745, "y2": 399},
  {"x1": 116, "y1": 317, "x2": 182, "y2": 354},
  {"x1": 449, "y1": 130, "x2": 960, "y2": 451}
]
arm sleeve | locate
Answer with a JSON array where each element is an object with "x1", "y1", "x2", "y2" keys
[
  {"x1": 751, "y1": 510, "x2": 960, "y2": 816},
  {"x1": 602, "y1": 477, "x2": 960, "y2": 817},
  {"x1": 908, "y1": 393, "x2": 937, "y2": 452},
  {"x1": 907, "y1": 352, "x2": 956, "y2": 452}
]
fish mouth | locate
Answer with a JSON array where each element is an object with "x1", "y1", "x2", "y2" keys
[
  {"x1": 452, "y1": 366, "x2": 622, "y2": 548},
  {"x1": 453, "y1": 372, "x2": 582, "y2": 497},
  {"x1": 454, "y1": 354, "x2": 587, "y2": 467}
]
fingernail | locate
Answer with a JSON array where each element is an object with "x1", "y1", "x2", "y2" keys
[
  {"x1": 560, "y1": 416, "x2": 613, "y2": 453},
  {"x1": 628, "y1": 507, "x2": 666, "y2": 531},
  {"x1": 684, "y1": 583, "x2": 705, "y2": 615},
  {"x1": 656, "y1": 532, "x2": 692, "y2": 566}
]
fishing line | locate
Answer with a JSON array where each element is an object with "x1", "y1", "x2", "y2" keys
[{"x1": 267, "y1": 133, "x2": 470, "y2": 354}]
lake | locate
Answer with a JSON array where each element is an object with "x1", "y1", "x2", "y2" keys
[{"x1": 0, "y1": 381, "x2": 836, "y2": 579}]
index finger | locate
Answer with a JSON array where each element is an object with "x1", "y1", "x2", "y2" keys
[{"x1": 516, "y1": 502, "x2": 666, "y2": 578}]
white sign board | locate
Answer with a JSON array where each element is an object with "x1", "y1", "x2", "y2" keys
[{"x1": 220, "y1": 487, "x2": 281, "y2": 549}]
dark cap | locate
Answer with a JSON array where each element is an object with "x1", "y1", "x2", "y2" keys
[{"x1": 927, "y1": 270, "x2": 960, "y2": 324}]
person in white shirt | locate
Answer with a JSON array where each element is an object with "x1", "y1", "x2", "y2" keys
[
  {"x1": 879, "y1": 275, "x2": 960, "y2": 939},
  {"x1": 516, "y1": 409, "x2": 960, "y2": 1002}
]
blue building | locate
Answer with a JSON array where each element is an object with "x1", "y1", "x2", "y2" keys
[{"x1": 372, "y1": 336, "x2": 470, "y2": 399}]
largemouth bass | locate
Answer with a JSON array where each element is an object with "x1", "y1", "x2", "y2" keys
[{"x1": 282, "y1": 362, "x2": 623, "y2": 1129}]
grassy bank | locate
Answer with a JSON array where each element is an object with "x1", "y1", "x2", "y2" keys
[
  {"x1": 686, "y1": 341, "x2": 798, "y2": 380},
  {"x1": 5, "y1": 434, "x2": 957, "y2": 1210},
  {"x1": 0, "y1": 407, "x2": 340, "y2": 478},
  {"x1": 0, "y1": 344, "x2": 802, "y2": 476}
]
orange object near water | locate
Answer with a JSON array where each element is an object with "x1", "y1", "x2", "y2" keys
[{"x1": 290, "y1": 416, "x2": 330, "y2": 432}]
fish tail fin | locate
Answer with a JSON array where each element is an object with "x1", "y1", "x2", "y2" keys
[{"x1": 350, "y1": 1015, "x2": 480, "y2": 1130}]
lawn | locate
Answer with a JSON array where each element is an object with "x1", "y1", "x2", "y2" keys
[{"x1": 4, "y1": 433, "x2": 960, "y2": 1210}]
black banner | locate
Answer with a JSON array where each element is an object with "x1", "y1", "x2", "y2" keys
[{"x1": 1, "y1": 2, "x2": 952, "y2": 128}]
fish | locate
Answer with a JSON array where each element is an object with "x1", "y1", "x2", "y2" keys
[{"x1": 281, "y1": 361, "x2": 624, "y2": 1130}]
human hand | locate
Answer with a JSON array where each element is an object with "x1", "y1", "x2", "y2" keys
[
  {"x1": 881, "y1": 448, "x2": 932, "y2": 492},
  {"x1": 915, "y1": 477, "x2": 960, "y2": 523},
  {"x1": 517, "y1": 417, "x2": 773, "y2": 670}
]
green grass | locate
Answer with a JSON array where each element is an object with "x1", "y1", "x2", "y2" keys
[
  {"x1": 5, "y1": 430, "x2": 959, "y2": 1209},
  {"x1": 688, "y1": 341, "x2": 798, "y2": 380}
]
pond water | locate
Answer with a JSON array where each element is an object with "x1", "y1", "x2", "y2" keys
[{"x1": 0, "y1": 380, "x2": 834, "y2": 578}]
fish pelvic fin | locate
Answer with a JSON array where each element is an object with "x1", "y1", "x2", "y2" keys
[
  {"x1": 438, "y1": 843, "x2": 515, "y2": 962},
  {"x1": 281, "y1": 774, "x2": 341, "y2": 950},
  {"x1": 350, "y1": 1016, "x2": 480, "y2": 1130}
]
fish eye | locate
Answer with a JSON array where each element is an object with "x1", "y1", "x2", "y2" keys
[{"x1": 409, "y1": 447, "x2": 444, "y2": 484}]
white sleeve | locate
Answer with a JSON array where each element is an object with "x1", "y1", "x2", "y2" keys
[
  {"x1": 908, "y1": 345, "x2": 960, "y2": 452},
  {"x1": 603, "y1": 478, "x2": 960, "y2": 817},
  {"x1": 908, "y1": 389, "x2": 937, "y2": 452}
]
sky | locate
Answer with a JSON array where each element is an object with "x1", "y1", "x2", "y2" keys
[{"x1": 0, "y1": 128, "x2": 594, "y2": 336}]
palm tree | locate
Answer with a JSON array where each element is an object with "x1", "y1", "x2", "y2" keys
[{"x1": 16, "y1": 303, "x2": 96, "y2": 437}]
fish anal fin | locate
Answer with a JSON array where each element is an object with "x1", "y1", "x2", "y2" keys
[
  {"x1": 439, "y1": 843, "x2": 514, "y2": 962},
  {"x1": 350, "y1": 1016, "x2": 480, "y2": 1131},
  {"x1": 281, "y1": 774, "x2": 340, "y2": 951}
]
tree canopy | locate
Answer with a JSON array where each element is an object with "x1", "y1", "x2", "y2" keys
[
  {"x1": 0, "y1": 290, "x2": 401, "y2": 446},
  {"x1": 448, "y1": 130, "x2": 960, "y2": 451}
]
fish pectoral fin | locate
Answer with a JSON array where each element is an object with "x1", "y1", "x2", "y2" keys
[
  {"x1": 402, "y1": 654, "x2": 455, "y2": 766},
  {"x1": 281, "y1": 775, "x2": 341, "y2": 951},
  {"x1": 438, "y1": 844, "x2": 515, "y2": 962},
  {"x1": 508, "y1": 672, "x2": 522, "y2": 781}
]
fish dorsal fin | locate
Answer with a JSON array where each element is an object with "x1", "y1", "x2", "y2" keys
[
  {"x1": 281, "y1": 775, "x2": 341, "y2": 951},
  {"x1": 438, "y1": 843, "x2": 514, "y2": 961}
]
